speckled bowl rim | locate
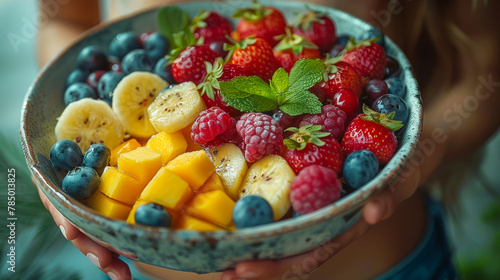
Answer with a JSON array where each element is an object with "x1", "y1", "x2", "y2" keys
[{"x1": 20, "y1": 0, "x2": 422, "y2": 245}]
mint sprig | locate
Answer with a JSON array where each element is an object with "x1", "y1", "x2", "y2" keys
[
  {"x1": 157, "y1": 6, "x2": 190, "y2": 49},
  {"x1": 219, "y1": 58, "x2": 325, "y2": 116}
]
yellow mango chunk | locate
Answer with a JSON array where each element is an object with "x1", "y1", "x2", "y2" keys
[
  {"x1": 181, "y1": 125, "x2": 202, "y2": 152},
  {"x1": 139, "y1": 166, "x2": 194, "y2": 211},
  {"x1": 198, "y1": 172, "x2": 224, "y2": 194},
  {"x1": 146, "y1": 131, "x2": 187, "y2": 165},
  {"x1": 174, "y1": 214, "x2": 223, "y2": 232},
  {"x1": 86, "y1": 191, "x2": 132, "y2": 220},
  {"x1": 109, "y1": 138, "x2": 141, "y2": 166},
  {"x1": 166, "y1": 150, "x2": 215, "y2": 191},
  {"x1": 98, "y1": 166, "x2": 144, "y2": 206},
  {"x1": 117, "y1": 147, "x2": 162, "y2": 184},
  {"x1": 127, "y1": 199, "x2": 179, "y2": 225},
  {"x1": 185, "y1": 190, "x2": 235, "y2": 227}
]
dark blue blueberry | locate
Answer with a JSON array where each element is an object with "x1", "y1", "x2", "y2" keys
[
  {"x1": 144, "y1": 32, "x2": 169, "y2": 64},
  {"x1": 372, "y1": 94, "x2": 409, "y2": 126},
  {"x1": 135, "y1": 203, "x2": 172, "y2": 227},
  {"x1": 65, "y1": 68, "x2": 89, "y2": 88},
  {"x1": 358, "y1": 28, "x2": 386, "y2": 50},
  {"x1": 82, "y1": 144, "x2": 111, "y2": 176},
  {"x1": 64, "y1": 83, "x2": 97, "y2": 105},
  {"x1": 109, "y1": 31, "x2": 142, "y2": 60},
  {"x1": 77, "y1": 46, "x2": 109, "y2": 72},
  {"x1": 50, "y1": 140, "x2": 83, "y2": 172},
  {"x1": 154, "y1": 57, "x2": 176, "y2": 84},
  {"x1": 97, "y1": 71, "x2": 126, "y2": 104},
  {"x1": 336, "y1": 35, "x2": 350, "y2": 47},
  {"x1": 233, "y1": 195, "x2": 274, "y2": 229},
  {"x1": 62, "y1": 166, "x2": 99, "y2": 200},
  {"x1": 122, "y1": 49, "x2": 153, "y2": 74},
  {"x1": 343, "y1": 150, "x2": 379, "y2": 190},
  {"x1": 384, "y1": 56, "x2": 401, "y2": 78},
  {"x1": 385, "y1": 77, "x2": 406, "y2": 98},
  {"x1": 292, "y1": 211, "x2": 300, "y2": 218}
]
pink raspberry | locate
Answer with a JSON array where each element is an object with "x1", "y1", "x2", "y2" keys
[
  {"x1": 290, "y1": 165, "x2": 342, "y2": 215},
  {"x1": 236, "y1": 113, "x2": 283, "y2": 163},
  {"x1": 299, "y1": 105, "x2": 346, "y2": 139},
  {"x1": 191, "y1": 107, "x2": 238, "y2": 147}
]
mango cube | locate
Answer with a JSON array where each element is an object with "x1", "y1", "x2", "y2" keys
[
  {"x1": 181, "y1": 125, "x2": 202, "y2": 152},
  {"x1": 166, "y1": 150, "x2": 214, "y2": 191},
  {"x1": 139, "y1": 166, "x2": 194, "y2": 211},
  {"x1": 198, "y1": 172, "x2": 224, "y2": 194},
  {"x1": 98, "y1": 166, "x2": 144, "y2": 205},
  {"x1": 146, "y1": 131, "x2": 187, "y2": 165},
  {"x1": 174, "y1": 214, "x2": 223, "y2": 232},
  {"x1": 109, "y1": 138, "x2": 141, "y2": 166},
  {"x1": 117, "y1": 147, "x2": 162, "y2": 184},
  {"x1": 185, "y1": 190, "x2": 235, "y2": 227},
  {"x1": 86, "y1": 191, "x2": 132, "y2": 220},
  {"x1": 127, "y1": 199, "x2": 179, "y2": 225}
]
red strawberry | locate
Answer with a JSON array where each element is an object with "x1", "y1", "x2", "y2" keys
[
  {"x1": 317, "y1": 58, "x2": 363, "y2": 99},
  {"x1": 198, "y1": 59, "x2": 250, "y2": 116},
  {"x1": 341, "y1": 38, "x2": 387, "y2": 80},
  {"x1": 284, "y1": 125, "x2": 344, "y2": 176},
  {"x1": 191, "y1": 10, "x2": 233, "y2": 45},
  {"x1": 341, "y1": 104, "x2": 403, "y2": 165},
  {"x1": 226, "y1": 37, "x2": 279, "y2": 81},
  {"x1": 233, "y1": 1, "x2": 287, "y2": 47},
  {"x1": 273, "y1": 29, "x2": 321, "y2": 73},
  {"x1": 171, "y1": 45, "x2": 219, "y2": 84},
  {"x1": 294, "y1": 9, "x2": 337, "y2": 54}
]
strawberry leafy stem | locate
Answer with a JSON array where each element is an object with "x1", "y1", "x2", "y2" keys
[
  {"x1": 197, "y1": 58, "x2": 225, "y2": 100},
  {"x1": 284, "y1": 124, "x2": 331, "y2": 150},
  {"x1": 360, "y1": 104, "x2": 404, "y2": 131},
  {"x1": 233, "y1": 0, "x2": 272, "y2": 22}
]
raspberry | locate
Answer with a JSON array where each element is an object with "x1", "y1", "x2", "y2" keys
[
  {"x1": 290, "y1": 165, "x2": 342, "y2": 215},
  {"x1": 236, "y1": 113, "x2": 283, "y2": 163},
  {"x1": 191, "y1": 107, "x2": 236, "y2": 146},
  {"x1": 299, "y1": 105, "x2": 346, "y2": 139}
]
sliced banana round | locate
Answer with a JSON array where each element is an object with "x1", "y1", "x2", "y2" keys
[
  {"x1": 148, "y1": 81, "x2": 206, "y2": 133},
  {"x1": 112, "y1": 71, "x2": 168, "y2": 138},
  {"x1": 55, "y1": 98, "x2": 124, "y2": 152},
  {"x1": 239, "y1": 155, "x2": 295, "y2": 220}
]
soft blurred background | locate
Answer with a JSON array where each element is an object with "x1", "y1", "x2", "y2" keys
[{"x1": 0, "y1": 1, "x2": 499, "y2": 279}]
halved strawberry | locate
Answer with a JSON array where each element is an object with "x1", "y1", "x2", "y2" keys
[
  {"x1": 191, "y1": 10, "x2": 233, "y2": 45},
  {"x1": 273, "y1": 28, "x2": 321, "y2": 73},
  {"x1": 294, "y1": 8, "x2": 337, "y2": 54},
  {"x1": 171, "y1": 45, "x2": 219, "y2": 84},
  {"x1": 317, "y1": 55, "x2": 363, "y2": 99},
  {"x1": 341, "y1": 38, "x2": 387, "y2": 80}
]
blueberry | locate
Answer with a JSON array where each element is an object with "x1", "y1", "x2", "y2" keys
[
  {"x1": 384, "y1": 56, "x2": 401, "y2": 78},
  {"x1": 77, "y1": 46, "x2": 109, "y2": 72},
  {"x1": 50, "y1": 140, "x2": 83, "y2": 172},
  {"x1": 336, "y1": 35, "x2": 350, "y2": 47},
  {"x1": 233, "y1": 195, "x2": 274, "y2": 229},
  {"x1": 372, "y1": 94, "x2": 409, "y2": 125},
  {"x1": 109, "y1": 31, "x2": 142, "y2": 60},
  {"x1": 135, "y1": 203, "x2": 172, "y2": 227},
  {"x1": 385, "y1": 77, "x2": 406, "y2": 98},
  {"x1": 365, "y1": 79, "x2": 388, "y2": 106},
  {"x1": 97, "y1": 71, "x2": 125, "y2": 104},
  {"x1": 62, "y1": 166, "x2": 99, "y2": 200},
  {"x1": 144, "y1": 32, "x2": 169, "y2": 64},
  {"x1": 122, "y1": 49, "x2": 153, "y2": 74},
  {"x1": 82, "y1": 144, "x2": 111, "y2": 176},
  {"x1": 358, "y1": 28, "x2": 386, "y2": 50},
  {"x1": 209, "y1": 41, "x2": 228, "y2": 57},
  {"x1": 343, "y1": 150, "x2": 379, "y2": 189},
  {"x1": 64, "y1": 83, "x2": 97, "y2": 105},
  {"x1": 65, "y1": 68, "x2": 89, "y2": 88},
  {"x1": 154, "y1": 57, "x2": 175, "y2": 84}
]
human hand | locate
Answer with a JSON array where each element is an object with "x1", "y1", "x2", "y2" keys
[{"x1": 36, "y1": 185, "x2": 132, "y2": 280}]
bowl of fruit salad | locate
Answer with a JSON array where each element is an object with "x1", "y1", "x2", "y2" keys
[{"x1": 20, "y1": 0, "x2": 422, "y2": 273}]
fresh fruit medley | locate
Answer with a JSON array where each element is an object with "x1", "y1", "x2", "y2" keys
[{"x1": 49, "y1": 1, "x2": 409, "y2": 231}]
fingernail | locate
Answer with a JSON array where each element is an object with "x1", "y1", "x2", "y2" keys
[
  {"x1": 107, "y1": 271, "x2": 118, "y2": 280},
  {"x1": 59, "y1": 225, "x2": 67, "y2": 240},
  {"x1": 87, "y1": 253, "x2": 101, "y2": 269},
  {"x1": 240, "y1": 270, "x2": 258, "y2": 278},
  {"x1": 374, "y1": 198, "x2": 386, "y2": 219}
]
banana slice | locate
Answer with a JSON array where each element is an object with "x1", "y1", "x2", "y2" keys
[
  {"x1": 55, "y1": 98, "x2": 124, "y2": 152},
  {"x1": 239, "y1": 155, "x2": 295, "y2": 220},
  {"x1": 112, "y1": 71, "x2": 168, "y2": 138},
  {"x1": 206, "y1": 144, "x2": 248, "y2": 201},
  {"x1": 148, "y1": 82, "x2": 206, "y2": 133}
]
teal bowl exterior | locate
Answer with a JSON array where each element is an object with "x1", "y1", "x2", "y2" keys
[{"x1": 20, "y1": 0, "x2": 422, "y2": 273}]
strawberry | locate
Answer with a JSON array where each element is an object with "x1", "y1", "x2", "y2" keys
[
  {"x1": 233, "y1": 0, "x2": 287, "y2": 47},
  {"x1": 341, "y1": 38, "x2": 387, "y2": 80},
  {"x1": 171, "y1": 45, "x2": 219, "y2": 84},
  {"x1": 226, "y1": 36, "x2": 279, "y2": 81},
  {"x1": 341, "y1": 104, "x2": 403, "y2": 165},
  {"x1": 284, "y1": 125, "x2": 344, "y2": 176},
  {"x1": 273, "y1": 28, "x2": 321, "y2": 73},
  {"x1": 198, "y1": 59, "x2": 250, "y2": 116},
  {"x1": 294, "y1": 9, "x2": 337, "y2": 54},
  {"x1": 317, "y1": 56, "x2": 363, "y2": 99},
  {"x1": 191, "y1": 10, "x2": 233, "y2": 45}
]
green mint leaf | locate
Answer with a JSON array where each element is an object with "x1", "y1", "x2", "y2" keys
[
  {"x1": 279, "y1": 90, "x2": 322, "y2": 116},
  {"x1": 219, "y1": 79, "x2": 252, "y2": 99},
  {"x1": 287, "y1": 58, "x2": 325, "y2": 94},
  {"x1": 157, "y1": 6, "x2": 190, "y2": 49},
  {"x1": 270, "y1": 68, "x2": 289, "y2": 95},
  {"x1": 224, "y1": 95, "x2": 278, "y2": 113},
  {"x1": 220, "y1": 76, "x2": 276, "y2": 100}
]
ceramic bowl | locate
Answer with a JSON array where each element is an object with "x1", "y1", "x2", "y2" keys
[{"x1": 20, "y1": 0, "x2": 422, "y2": 273}]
